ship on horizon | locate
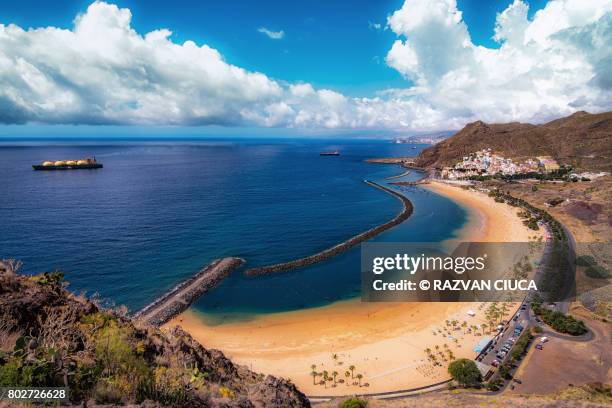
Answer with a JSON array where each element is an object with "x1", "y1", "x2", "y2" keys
[
  {"x1": 33, "y1": 157, "x2": 103, "y2": 171},
  {"x1": 320, "y1": 150, "x2": 340, "y2": 156}
]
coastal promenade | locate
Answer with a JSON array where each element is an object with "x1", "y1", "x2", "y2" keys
[
  {"x1": 245, "y1": 180, "x2": 413, "y2": 276},
  {"x1": 135, "y1": 257, "x2": 245, "y2": 326}
]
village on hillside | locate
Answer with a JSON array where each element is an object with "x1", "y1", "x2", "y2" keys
[{"x1": 440, "y1": 149, "x2": 608, "y2": 181}]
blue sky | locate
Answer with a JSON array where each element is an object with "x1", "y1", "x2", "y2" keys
[
  {"x1": 0, "y1": 0, "x2": 548, "y2": 97},
  {"x1": 0, "y1": 0, "x2": 609, "y2": 137}
]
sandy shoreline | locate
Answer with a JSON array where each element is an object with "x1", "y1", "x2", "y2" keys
[{"x1": 164, "y1": 181, "x2": 541, "y2": 395}]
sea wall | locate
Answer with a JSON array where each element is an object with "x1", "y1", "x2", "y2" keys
[
  {"x1": 135, "y1": 257, "x2": 245, "y2": 326},
  {"x1": 244, "y1": 180, "x2": 413, "y2": 276}
]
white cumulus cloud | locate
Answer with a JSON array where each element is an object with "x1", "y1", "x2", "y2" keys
[
  {"x1": 257, "y1": 27, "x2": 285, "y2": 39},
  {"x1": 0, "y1": 0, "x2": 610, "y2": 131},
  {"x1": 385, "y1": 0, "x2": 612, "y2": 126}
]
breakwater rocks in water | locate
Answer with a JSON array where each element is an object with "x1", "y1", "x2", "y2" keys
[
  {"x1": 135, "y1": 257, "x2": 245, "y2": 326},
  {"x1": 245, "y1": 180, "x2": 413, "y2": 276}
]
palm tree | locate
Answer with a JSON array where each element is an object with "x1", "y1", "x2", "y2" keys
[
  {"x1": 425, "y1": 348, "x2": 431, "y2": 354},
  {"x1": 332, "y1": 371, "x2": 338, "y2": 386},
  {"x1": 481, "y1": 323, "x2": 487, "y2": 335},
  {"x1": 332, "y1": 353, "x2": 338, "y2": 364},
  {"x1": 435, "y1": 345, "x2": 440, "y2": 351},
  {"x1": 344, "y1": 371, "x2": 351, "y2": 386},
  {"x1": 349, "y1": 365, "x2": 355, "y2": 379},
  {"x1": 356, "y1": 374, "x2": 363, "y2": 386},
  {"x1": 311, "y1": 370, "x2": 318, "y2": 385}
]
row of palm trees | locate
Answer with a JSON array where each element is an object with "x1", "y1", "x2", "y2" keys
[
  {"x1": 485, "y1": 301, "x2": 511, "y2": 329},
  {"x1": 310, "y1": 364, "x2": 367, "y2": 388},
  {"x1": 424, "y1": 343, "x2": 456, "y2": 366},
  {"x1": 444, "y1": 319, "x2": 490, "y2": 336}
]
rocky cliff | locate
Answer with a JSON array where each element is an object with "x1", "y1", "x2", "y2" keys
[{"x1": 0, "y1": 260, "x2": 310, "y2": 407}]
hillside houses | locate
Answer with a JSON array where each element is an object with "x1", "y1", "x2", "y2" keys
[{"x1": 441, "y1": 149, "x2": 558, "y2": 180}]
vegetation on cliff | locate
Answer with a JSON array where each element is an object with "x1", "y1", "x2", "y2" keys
[{"x1": 0, "y1": 260, "x2": 310, "y2": 407}]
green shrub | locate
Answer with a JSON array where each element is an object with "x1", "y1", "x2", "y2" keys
[
  {"x1": 448, "y1": 358, "x2": 482, "y2": 387},
  {"x1": 339, "y1": 397, "x2": 368, "y2": 408},
  {"x1": 498, "y1": 363, "x2": 512, "y2": 380},
  {"x1": 585, "y1": 265, "x2": 610, "y2": 279},
  {"x1": 532, "y1": 304, "x2": 587, "y2": 335},
  {"x1": 0, "y1": 359, "x2": 22, "y2": 386},
  {"x1": 511, "y1": 331, "x2": 533, "y2": 360},
  {"x1": 576, "y1": 255, "x2": 597, "y2": 267},
  {"x1": 136, "y1": 375, "x2": 192, "y2": 405}
]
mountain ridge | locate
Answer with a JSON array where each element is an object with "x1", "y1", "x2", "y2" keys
[{"x1": 415, "y1": 111, "x2": 612, "y2": 171}]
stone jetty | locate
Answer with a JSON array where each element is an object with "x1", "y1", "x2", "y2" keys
[
  {"x1": 244, "y1": 180, "x2": 413, "y2": 276},
  {"x1": 134, "y1": 257, "x2": 245, "y2": 326}
]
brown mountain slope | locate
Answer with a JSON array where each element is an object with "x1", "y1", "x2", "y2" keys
[{"x1": 415, "y1": 111, "x2": 612, "y2": 171}]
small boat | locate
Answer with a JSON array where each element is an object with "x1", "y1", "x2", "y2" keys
[
  {"x1": 33, "y1": 157, "x2": 103, "y2": 171},
  {"x1": 320, "y1": 151, "x2": 340, "y2": 156}
]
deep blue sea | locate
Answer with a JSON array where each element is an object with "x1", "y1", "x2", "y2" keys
[{"x1": 0, "y1": 138, "x2": 466, "y2": 322}]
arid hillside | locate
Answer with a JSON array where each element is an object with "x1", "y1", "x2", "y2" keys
[
  {"x1": 0, "y1": 261, "x2": 309, "y2": 407},
  {"x1": 416, "y1": 111, "x2": 612, "y2": 171}
]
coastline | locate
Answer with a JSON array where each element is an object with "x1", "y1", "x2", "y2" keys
[{"x1": 164, "y1": 181, "x2": 542, "y2": 396}]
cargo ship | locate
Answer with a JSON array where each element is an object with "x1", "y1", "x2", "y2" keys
[
  {"x1": 32, "y1": 157, "x2": 103, "y2": 171},
  {"x1": 320, "y1": 150, "x2": 340, "y2": 156}
]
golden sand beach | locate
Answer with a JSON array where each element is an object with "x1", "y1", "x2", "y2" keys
[{"x1": 164, "y1": 181, "x2": 543, "y2": 395}]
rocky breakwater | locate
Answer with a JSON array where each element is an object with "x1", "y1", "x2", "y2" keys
[
  {"x1": 245, "y1": 180, "x2": 413, "y2": 276},
  {"x1": 135, "y1": 257, "x2": 245, "y2": 326}
]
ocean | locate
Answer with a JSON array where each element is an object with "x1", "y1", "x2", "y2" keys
[{"x1": 0, "y1": 138, "x2": 466, "y2": 322}]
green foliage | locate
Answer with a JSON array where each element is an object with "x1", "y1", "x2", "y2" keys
[
  {"x1": 585, "y1": 265, "x2": 610, "y2": 279},
  {"x1": 532, "y1": 304, "x2": 587, "y2": 335},
  {"x1": 486, "y1": 378, "x2": 503, "y2": 391},
  {"x1": 31, "y1": 271, "x2": 65, "y2": 285},
  {"x1": 93, "y1": 321, "x2": 148, "y2": 378},
  {"x1": 447, "y1": 358, "x2": 482, "y2": 387},
  {"x1": 498, "y1": 363, "x2": 512, "y2": 380},
  {"x1": 576, "y1": 255, "x2": 597, "y2": 267},
  {"x1": 136, "y1": 375, "x2": 192, "y2": 405},
  {"x1": 0, "y1": 359, "x2": 21, "y2": 386},
  {"x1": 511, "y1": 331, "x2": 533, "y2": 360},
  {"x1": 339, "y1": 397, "x2": 368, "y2": 408}
]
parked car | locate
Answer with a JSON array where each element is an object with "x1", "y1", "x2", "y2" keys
[
  {"x1": 491, "y1": 359, "x2": 500, "y2": 367},
  {"x1": 535, "y1": 344, "x2": 543, "y2": 350},
  {"x1": 513, "y1": 315, "x2": 519, "y2": 321},
  {"x1": 513, "y1": 379, "x2": 523, "y2": 384},
  {"x1": 540, "y1": 337, "x2": 549, "y2": 343}
]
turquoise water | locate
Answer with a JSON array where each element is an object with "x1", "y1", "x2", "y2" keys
[{"x1": 0, "y1": 138, "x2": 467, "y2": 320}]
